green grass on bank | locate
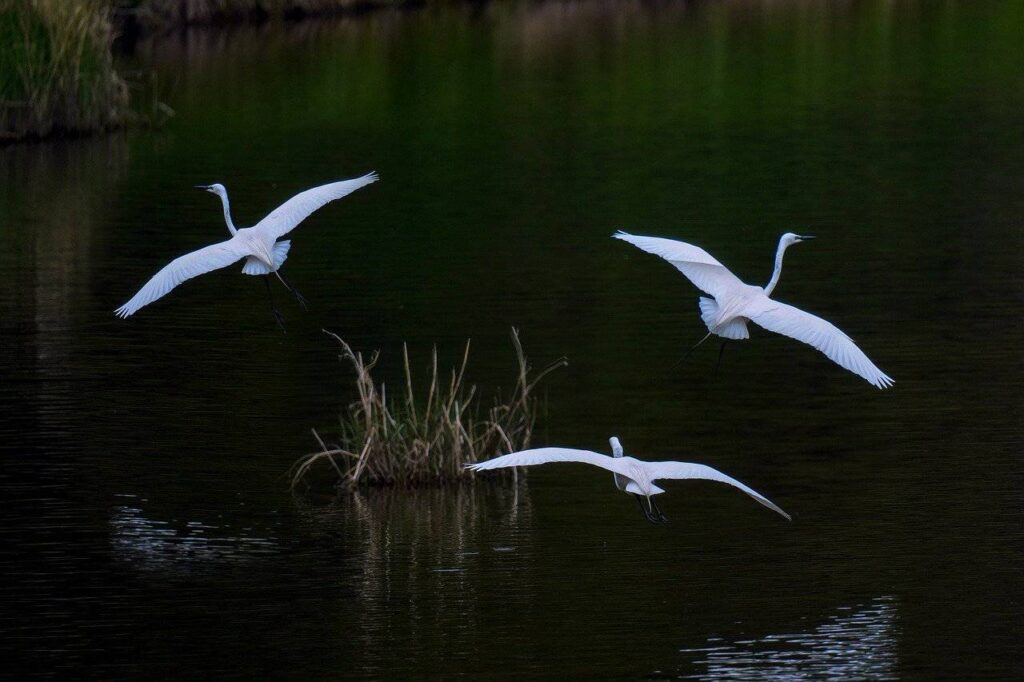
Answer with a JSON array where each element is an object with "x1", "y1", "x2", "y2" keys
[
  {"x1": 0, "y1": 0, "x2": 131, "y2": 141},
  {"x1": 0, "y1": 0, "x2": 400, "y2": 140}
]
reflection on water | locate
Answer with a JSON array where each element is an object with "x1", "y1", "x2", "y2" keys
[
  {"x1": 679, "y1": 596, "x2": 898, "y2": 681},
  {"x1": 294, "y1": 485, "x2": 534, "y2": 674},
  {"x1": 306, "y1": 485, "x2": 530, "y2": 598},
  {"x1": 0, "y1": 137, "x2": 127, "y2": 329},
  {"x1": 111, "y1": 496, "x2": 279, "y2": 570}
]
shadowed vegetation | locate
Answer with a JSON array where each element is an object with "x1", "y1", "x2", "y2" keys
[
  {"x1": 115, "y1": 0, "x2": 403, "y2": 31},
  {"x1": 291, "y1": 329, "x2": 566, "y2": 490},
  {"x1": 0, "y1": 0, "x2": 131, "y2": 140}
]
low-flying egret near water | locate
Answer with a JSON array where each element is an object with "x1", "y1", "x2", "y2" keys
[
  {"x1": 614, "y1": 231, "x2": 893, "y2": 388},
  {"x1": 114, "y1": 172, "x2": 378, "y2": 325},
  {"x1": 466, "y1": 437, "x2": 790, "y2": 523}
]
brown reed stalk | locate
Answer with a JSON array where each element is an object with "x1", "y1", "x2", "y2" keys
[{"x1": 291, "y1": 328, "x2": 566, "y2": 490}]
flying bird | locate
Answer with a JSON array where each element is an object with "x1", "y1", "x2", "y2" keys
[
  {"x1": 115, "y1": 172, "x2": 378, "y2": 325},
  {"x1": 466, "y1": 437, "x2": 790, "y2": 523},
  {"x1": 614, "y1": 231, "x2": 893, "y2": 388}
]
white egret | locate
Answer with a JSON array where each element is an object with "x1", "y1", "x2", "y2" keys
[
  {"x1": 466, "y1": 437, "x2": 790, "y2": 523},
  {"x1": 614, "y1": 231, "x2": 893, "y2": 388},
  {"x1": 114, "y1": 172, "x2": 379, "y2": 325}
]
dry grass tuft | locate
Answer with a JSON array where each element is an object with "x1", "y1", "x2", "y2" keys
[{"x1": 291, "y1": 328, "x2": 566, "y2": 490}]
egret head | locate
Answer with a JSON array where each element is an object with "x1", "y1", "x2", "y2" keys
[
  {"x1": 781, "y1": 232, "x2": 815, "y2": 247},
  {"x1": 195, "y1": 183, "x2": 227, "y2": 198}
]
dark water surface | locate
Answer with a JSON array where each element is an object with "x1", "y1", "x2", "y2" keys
[{"x1": 2, "y1": 1, "x2": 1023, "y2": 678}]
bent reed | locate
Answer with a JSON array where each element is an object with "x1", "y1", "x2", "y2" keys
[{"x1": 291, "y1": 329, "x2": 566, "y2": 490}]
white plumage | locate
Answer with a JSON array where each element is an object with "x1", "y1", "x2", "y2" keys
[
  {"x1": 466, "y1": 437, "x2": 790, "y2": 522},
  {"x1": 115, "y1": 172, "x2": 378, "y2": 318},
  {"x1": 615, "y1": 231, "x2": 893, "y2": 389},
  {"x1": 240, "y1": 240, "x2": 291, "y2": 276}
]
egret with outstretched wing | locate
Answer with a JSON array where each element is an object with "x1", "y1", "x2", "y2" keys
[
  {"x1": 115, "y1": 172, "x2": 378, "y2": 326},
  {"x1": 467, "y1": 437, "x2": 790, "y2": 523},
  {"x1": 614, "y1": 231, "x2": 893, "y2": 388}
]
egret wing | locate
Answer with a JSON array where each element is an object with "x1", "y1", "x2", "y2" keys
[
  {"x1": 466, "y1": 448, "x2": 629, "y2": 476},
  {"x1": 254, "y1": 171, "x2": 379, "y2": 241},
  {"x1": 748, "y1": 301, "x2": 893, "y2": 389},
  {"x1": 115, "y1": 239, "x2": 249, "y2": 317},
  {"x1": 646, "y1": 461, "x2": 791, "y2": 520},
  {"x1": 614, "y1": 231, "x2": 745, "y2": 299}
]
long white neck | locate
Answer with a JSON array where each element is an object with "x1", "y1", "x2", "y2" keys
[
  {"x1": 217, "y1": 191, "x2": 237, "y2": 235},
  {"x1": 764, "y1": 237, "x2": 792, "y2": 296}
]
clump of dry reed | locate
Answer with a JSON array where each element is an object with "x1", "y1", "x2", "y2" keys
[
  {"x1": 0, "y1": 1, "x2": 131, "y2": 140},
  {"x1": 291, "y1": 328, "x2": 566, "y2": 490}
]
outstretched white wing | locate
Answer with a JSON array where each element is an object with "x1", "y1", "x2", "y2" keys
[
  {"x1": 614, "y1": 231, "x2": 745, "y2": 299},
  {"x1": 253, "y1": 171, "x2": 379, "y2": 241},
  {"x1": 748, "y1": 301, "x2": 893, "y2": 389},
  {"x1": 646, "y1": 461, "x2": 791, "y2": 520},
  {"x1": 115, "y1": 239, "x2": 249, "y2": 317},
  {"x1": 466, "y1": 448, "x2": 630, "y2": 476}
]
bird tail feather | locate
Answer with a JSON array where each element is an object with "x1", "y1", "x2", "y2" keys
[
  {"x1": 624, "y1": 481, "x2": 666, "y2": 495},
  {"x1": 241, "y1": 240, "x2": 291, "y2": 275},
  {"x1": 698, "y1": 297, "x2": 718, "y2": 329},
  {"x1": 698, "y1": 297, "x2": 749, "y2": 340}
]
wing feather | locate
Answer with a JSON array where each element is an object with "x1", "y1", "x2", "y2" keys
[
  {"x1": 466, "y1": 448, "x2": 628, "y2": 476},
  {"x1": 748, "y1": 301, "x2": 894, "y2": 389},
  {"x1": 254, "y1": 171, "x2": 378, "y2": 241},
  {"x1": 646, "y1": 461, "x2": 791, "y2": 520},
  {"x1": 115, "y1": 239, "x2": 248, "y2": 317},
  {"x1": 614, "y1": 231, "x2": 745, "y2": 299}
]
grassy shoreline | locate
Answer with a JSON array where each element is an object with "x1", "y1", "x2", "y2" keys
[
  {"x1": 0, "y1": 1, "x2": 131, "y2": 142},
  {"x1": 1, "y1": 0, "x2": 409, "y2": 142}
]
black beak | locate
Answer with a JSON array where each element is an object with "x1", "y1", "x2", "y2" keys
[
  {"x1": 194, "y1": 185, "x2": 209, "y2": 190},
  {"x1": 799, "y1": 235, "x2": 816, "y2": 240}
]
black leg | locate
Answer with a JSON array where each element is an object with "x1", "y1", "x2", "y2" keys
[
  {"x1": 713, "y1": 340, "x2": 729, "y2": 377},
  {"x1": 275, "y1": 270, "x2": 308, "y2": 310},
  {"x1": 673, "y1": 332, "x2": 714, "y2": 369},
  {"x1": 633, "y1": 494, "x2": 658, "y2": 523},
  {"x1": 633, "y1": 493, "x2": 649, "y2": 519},
  {"x1": 649, "y1": 496, "x2": 669, "y2": 523},
  {"x1": 264, "y1": 276, "x2": 286, "y2": 332}
]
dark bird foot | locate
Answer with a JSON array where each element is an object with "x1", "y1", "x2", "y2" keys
[
  {"x1": 634, "y1": 494, "x2": 668, "y2": 523},
  {"x1": 650, "y1": 498, "x2": 669, "y2": 524},
  {"x1": 272, "y1": 308, "x2": 287, "y2": 332},
  {"x1": 274, "y1": 271, "x2": 308, "y2": 311},
  {"x1": 713, "y1": 340, "x2": 728, "y2": 377},
  {"x1": 292, "y1": 288, "x2": 309, "y2": 311}
]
